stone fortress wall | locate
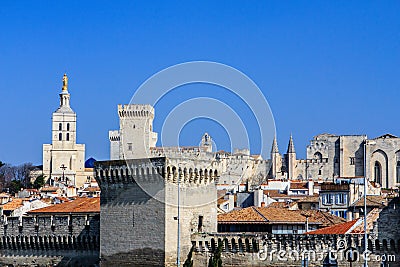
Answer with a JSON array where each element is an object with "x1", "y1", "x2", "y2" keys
[{"x1": 0, "y1": 213, "x2": 99, "y2": 266}]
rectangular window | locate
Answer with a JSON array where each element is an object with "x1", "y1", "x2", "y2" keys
[
  {"x1": 128, "y1": 143, "x2": 132, "y2": 151},
  {"x1": 350, "y1": 157, "x2": 355, "y2": 165},
  {"x1": 198, "y1": 216, "x2": 203, "y2": 232}
]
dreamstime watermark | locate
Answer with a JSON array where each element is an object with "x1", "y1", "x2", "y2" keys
[
  {"x1": 257, "y1": 240, "x2": 396, "y2": 264},
  {"x1": 123, "y1": 61, "x2": 276, "y2": 207}
]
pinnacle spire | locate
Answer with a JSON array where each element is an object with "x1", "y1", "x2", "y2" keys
[
  {"x1": 287, "y1": 134, "x2": 295, "y2": 153},
  {"x1": 271, "y1": 136, "x2": 279, "y2": 153}
]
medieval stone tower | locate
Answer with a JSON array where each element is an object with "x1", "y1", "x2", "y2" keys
[
  {"x1": 94, "y1": 157, "x2": 218, "y2": 266},
  {"x1": 109, "y1": 104, "x2": 158, "y2": 160},
  {"x1": 43, "y1": 74, "x2": 87, "y2": 187}
]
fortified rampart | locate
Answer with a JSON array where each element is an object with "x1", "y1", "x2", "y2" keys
[
  {"x1": 192, "y1": 233, "x2": 400, "y2": 267},
  {"x1": 0, "y1": 214, "x2": 99, "y2": 266}
]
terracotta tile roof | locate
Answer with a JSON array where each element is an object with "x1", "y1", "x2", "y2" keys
[
  {"x1": 351, "y1": 208, "x2": 380, "y2": 234},
  {"x1": 268, "y1": 202, "x2": 290, "y2": 209},
  {"x1": 290, "y1": 182, "x2": 308, "y2": 190},
  {"x1": 300, "y1": 210, "x2": 346, "y2": 227},
  {"x1": 351, "y1": 195, "x2": 387, "y2": 208},
  {"x1": 1, "y1": 199, "x2": 24, "y2": 211},
  {"x1": 218, "y1": 207, "x2": 345, "y2": 227},
  {"x1": 82, "y1": 187, "x2": 101, "y2": 192},
  {"x1": 40, "y1": 187, "x2": 60, "y2": 192},
  {"x1": 28, "y1": 197, "x2": 99, "y2": 214},
  {"x1": 306, "y1": 219, "x2": 360, "y2": 235},
  {"x1": 218, "y1": 207, "x2": 267, "y2": 224},
  {"x1": 297, "y1": 196, "x2": 319, "y2": 203},
  {"x1": 263, "y1": 190, "x2": 288, "y2": 198}
]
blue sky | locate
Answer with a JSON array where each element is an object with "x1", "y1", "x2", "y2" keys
[{"x1": 0, "y1": 1, "x2": 399, "y2": 165}]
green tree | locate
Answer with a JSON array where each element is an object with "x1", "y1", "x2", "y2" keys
[
  {"x1": 183, "y1": 245, "x2": 195, "y2": 267},
  {"x1": 33, "y1": 174, "x2": 46, "y2": 189},
  {"x1": 208, "y1": 240, "x2": 223, "y2": 267},
  {"x1": 9, "y1": 180, "x2": 22, "y2": 194}
]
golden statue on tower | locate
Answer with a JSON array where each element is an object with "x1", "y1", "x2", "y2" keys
[{"x1": 62, "y1": 73, "x2": 68, "y2": 91}]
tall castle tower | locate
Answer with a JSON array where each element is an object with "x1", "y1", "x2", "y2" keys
[
  {"x1": 109, "y1": 104, "x2": 158, "y2": 159},
  {"x1": 43, "y1": 74, "x2": 87, "y2": 188}
]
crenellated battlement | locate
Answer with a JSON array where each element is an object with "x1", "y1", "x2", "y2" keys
[
  {"x1": 94, "y1": 157, "x2": 219, "y2": 186},
  {"x1": 191, "y1": 233, "x2": 399, "y2": 267},
  {"x1": 117, "y1": 104, "x2": 155, "y2": 118},
  {"x1": 298, "y1": 158, "x2": 329, "y2": 164},
  {"x1": 108, "y1": 130, "x2": 120, "y2": 141},
  {"x1": 191, "y1": 233, "x2": 393, "y2": 253},
  {"x1": 0, "y1": 214, "x2": 99, "y2": 251}
]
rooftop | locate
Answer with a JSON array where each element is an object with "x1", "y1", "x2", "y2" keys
[
  {"x1": 290, "y1": 182, "x2": 308, "y2": 190},
  {"x1": 306, "y1": 219, "x2": 360, "y2": 235},
  {"x1": 1, "y1": 198, "x2": 25, "y2": 211},
  {"x1": 351, "y1": 195, "x2": 387, "y2": 208},
  {"x1": 218, "y1": 207, "x2": 345, "y2": 227},
  {"x1": 28, "y1": 197, "x2": 99, "y2": 214}
]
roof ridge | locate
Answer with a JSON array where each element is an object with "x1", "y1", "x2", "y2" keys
[
  {"x1": 319, "y1": 210, "x2": 336, "y2": 225},
  {"x1": 252, "y1": 206, "x2": 269, "y2": 222}
]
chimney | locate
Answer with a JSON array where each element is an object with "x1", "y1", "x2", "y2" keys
[{"x1": 308, "y1": 180, "x2": 314, "y2": 196}]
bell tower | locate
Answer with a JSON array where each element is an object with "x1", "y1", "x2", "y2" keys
[{"x1": 43, "y1": 74, "x2": 87, "y2": 188}]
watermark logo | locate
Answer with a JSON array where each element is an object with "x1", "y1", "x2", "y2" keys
[
  {"x1": 122, "y1": 61, "x2": 276, "y2": 207},
  {"x1": 257, "y1": 243, "x2": 396, "y2": 264}
]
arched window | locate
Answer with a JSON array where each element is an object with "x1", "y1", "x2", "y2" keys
[
  {"x1": 59, "y1": 133, "x2": 62, "y2": 141},
  {"x1": 396, "y1": 161, "x2": 400, "y2": 183},
  {"x1": 67, "y1": 123, "x2": 70, "y2": 131},
  {"x1": 66, "y1": 133, "x2": 70, "y2": 141},
  {"x1": 59, "y1": 123, "x2": 62, "y2": 131},
  {"x1": 374, "y1": 161, "x2": 382, "y2": 184}
]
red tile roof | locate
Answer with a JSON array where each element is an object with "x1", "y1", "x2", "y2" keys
[
  {"x1": 82, "y1": 186, "x2": 101, "y2": 192},
  {"x1": 218, "y1": 207, "x2": 345, "y2": 227},
  {"x1": 297, "y1": 196, "x2": 319, "y2": 203},
  {"x1": 1, "y1": 199, "x2": 24, "y2": 211},
  {"x1": 263, "y1": 190, "x2": 288, "y2": 198},
  {"x1": 351, "y1": 195, "x2": 387, "y2": 208},
  {"x1": 28, "y1": 197, "x2": 99, "y2": 214},
  {"x1": 306, "y1": 219, "x2": 360, "y2": 235},
  {"x1": 40, "y1": 187, "x2": 60, "y2": 192},
  {"x1": 290, "y1": 182, "x2": 308, "y2": 190}
]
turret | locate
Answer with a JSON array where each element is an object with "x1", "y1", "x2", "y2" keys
[
  {"x1": 201, "y1": 132, "x2": 213, "y2": 152},
  {"x1": 270, "y1": 136, "x2": 282, "y2": 178},
  {"x1": 286, "y1": 134, "x2": 297, "y2": 180}
]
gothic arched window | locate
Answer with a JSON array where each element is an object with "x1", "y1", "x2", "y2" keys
[
  {"x1": 59, "y1": 133, "x2": 62, "y2": 141},
  {"x1": 374, "y1": 161, "x2": 382, "y2": 185},
  {"x1": 66, "y1": 133, "x2": 70, "y2": 141}
]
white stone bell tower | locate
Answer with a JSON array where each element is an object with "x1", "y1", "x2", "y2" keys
[{"x1": 42, "y1": 74, "x2": 86, "y2": 188}]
